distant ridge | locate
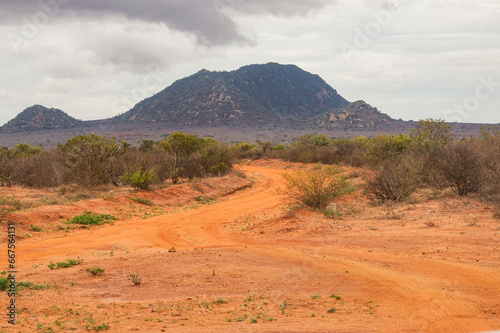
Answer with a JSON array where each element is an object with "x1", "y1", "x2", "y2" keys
[{"x1": 0, "y1": 105, "x2": 82, "y2": 133}]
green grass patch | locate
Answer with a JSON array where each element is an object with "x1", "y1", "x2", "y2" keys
[
  {"x1": 125, "y1": 196, "x2": 153, "y2": 206},
  {"x1": 86, "y1": 267, "x2": 105, "y2": 275},
  {"x1": 194, "y1": 195, "x2": 217, "y2": 204},
  {"x1": 66, "y1": 210, "x2": 118, "y2": 226},
  {"x1": 30, "y1": 225, "x2": 42, "y2": 232},
  {"x1": 48, "y1": 258, "x2": 82, "y2": 270}
]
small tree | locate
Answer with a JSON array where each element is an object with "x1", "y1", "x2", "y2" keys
[
  {"x1": 365, "y1": 134, "x2": 412, "y2": 166},
  {"x1": 159, "y1": 132, "x2": 200, "y2": 184},
  {"x1": 257, "y1": 141, "x2": 272, "y2": 154},
  {"x1": 280, "y1": 167, "x2": 353, "y2": 209},
  {"x1": 139, "y1": 139, "x2": 155, "y2": 153},
  {"x1": 410, "y1": 118, "x2": 453, "y2": 152},
  {"x1": 198, "y1": 138, "x2": 232, "y2": 177},
  {"x1": 58, "y1": 134, "x2": 128, "y2": 187}
]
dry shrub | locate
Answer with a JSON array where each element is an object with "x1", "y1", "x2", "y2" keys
[
  {"x1": 334, "y1": 140, "x2": 369, "y2": 167},
  {"x1": 123, "y1": 148, "x2": 171, "y2": 183},
  {"x1": 364, "y1": 155, "x2": 419, "y2": 202},
  {"x1": 436, "y1": 140, "x2": 483, "y2": 196},
  {"x1": 478, "y1": 135, "x2": 500, "y2": 204},
  {"x1": 12, "y1": 150, "x2": 68, "y2": 188}
]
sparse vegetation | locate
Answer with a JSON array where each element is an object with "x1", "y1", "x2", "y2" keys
[
  {"x1": 30, "y1": 225, "x2": 42, "y2": 232},
  {"x1": 48, "y1": 258, "x2": 82, "y2": 270},
  {"x1": 129, "y1": 273, "x2": 143, "y2": 285},
  {"x1": 0, "y1": 271, "x2": 11, "y2": 291},
  {"x1": 86, "y1": 267, "x2": 105, "y2": 275},
  {"x1": 66, "y1": 211, "x2": 118, "y2": 226},
  {"x1": 126, "y1": 196, "x2": 154, "y2": 206},
  {"x1": 194, "y1": 195, "x2": 216, "y2": 204},
  {"x1": 90, "y1": 323, "x2": 110, "y2": 331}
]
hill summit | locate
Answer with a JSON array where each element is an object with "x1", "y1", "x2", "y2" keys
[
  {"x1": 1, "y1": 105, "x2": 82, "y2": 133},
  {"x1": 116, "y1": 63, "x2": 353, "y2": 126}
]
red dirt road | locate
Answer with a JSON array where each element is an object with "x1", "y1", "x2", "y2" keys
[{"x1": 1, "y1": 162, "x2": 499, "y2": 332}]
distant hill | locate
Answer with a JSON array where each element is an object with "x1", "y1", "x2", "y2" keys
[
  {"x1": 0, "y1": 105, "x2": 82, "y2": 133},
  {"x1": 116, "y1": 63, "x2": 353, "y2": 126},
  {"x1": 315, "y1": 100, "x2": 395, "y2": 129}
]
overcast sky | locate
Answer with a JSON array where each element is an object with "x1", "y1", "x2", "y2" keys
[{"x1": 0, "y1": 0, "x2": 499, "y2": 126}]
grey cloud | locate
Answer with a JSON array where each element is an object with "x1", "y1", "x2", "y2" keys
[
  {"x1": 225, "y1": 0, "x2": 335, "y2": 16},
  {"x1": 0, "y1": 0, "x2": 334, "y2": 46}
]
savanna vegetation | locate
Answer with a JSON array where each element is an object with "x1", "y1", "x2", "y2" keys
[
  {"x1": 1, "y1": 120, "x2": 499, "y2": 213},
  {"x1": 0, "y1": 132, "x2": 233, "y2": 191},
  {"x1": 235, "y1": 119, "x2": 500, "y2": 211}
]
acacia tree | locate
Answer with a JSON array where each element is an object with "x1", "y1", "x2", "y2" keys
[
  {"x1": 58, "y1": 134, "x2": 128, "y2": 187},
  {"x1": 257, "y1": 140, "x2": 272, "y2": 154},
  {"x1": 159, "y1": 132, "x2": 200, "y2": 184}
]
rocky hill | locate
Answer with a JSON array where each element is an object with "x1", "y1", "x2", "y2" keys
[
  {"x1": 116, "y1": 63, "x2": 353, "y2": 126},
  {"x1": 315, "y1": 100, "x2": 395, "y2": 129},
  {"x1": 0, "y1": 105, "x2": 82, "y2": 133}
]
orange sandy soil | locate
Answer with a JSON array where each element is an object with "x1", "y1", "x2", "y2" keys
[{"x1": 0, "y1": 159, "x2": 499, "y2": 333}]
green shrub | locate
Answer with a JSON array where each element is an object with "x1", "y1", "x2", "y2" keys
[
  {"x1": 0, "y1": 173, "x2": 13, "y2": 187},
  {"x1": 120, "y1": 168, "x2": 160, "y2": 190},
  {"x1": 365, "y1": 134, "x2": 412, "y2": 165},
  {"x1": 66, "y1": 211, "x2": 118, "y2": 226},
  {"x1": 280, "y1": 167, "x2": 354, "y2": 209},
  {"x1": 91, "y1": 323, "x2": 110, "y2": 331},
  {"x1": 0, "y1": 271, "x2": 11, "y2": 291},
  {"x1": 30, "y1": 225, "x2": 42, "y2": 232},
  {"x1": 0, "y1": 196, "x2": 22, "y2": 210}
]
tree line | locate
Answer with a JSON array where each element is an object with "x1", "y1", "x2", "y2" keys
[{"x1": 1, "y1": 120, "x2": 499, "y2": 211}]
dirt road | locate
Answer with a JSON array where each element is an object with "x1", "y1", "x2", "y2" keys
[{"x1": 2, "y1": 162, "x2": 499, "y2": 332}]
